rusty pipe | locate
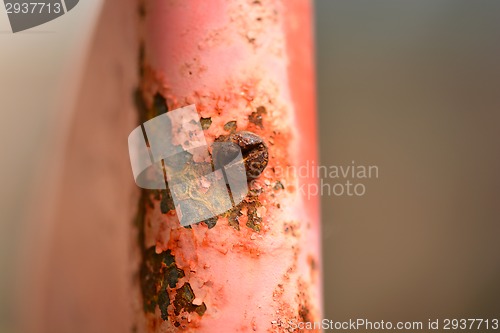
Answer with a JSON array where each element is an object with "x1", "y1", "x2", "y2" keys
[{"x1": 133, "y1": 0, "x2": 322, "y2": 332}]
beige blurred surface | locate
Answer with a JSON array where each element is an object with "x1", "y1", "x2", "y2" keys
[{"x1": 35, "y1": 0, "x2": 138, "y2": 331}]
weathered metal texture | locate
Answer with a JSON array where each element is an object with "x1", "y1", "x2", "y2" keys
[{"x1": 134, "y1": 0, "x2": 321, "y2": 332}]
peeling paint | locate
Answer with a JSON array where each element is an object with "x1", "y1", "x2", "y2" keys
[
  {"x1": 133, "y1": 0, "x2": 321, "y2": 331},
  {"x1": 173, "y1": 283, "x2": 207, "y2": 317}
]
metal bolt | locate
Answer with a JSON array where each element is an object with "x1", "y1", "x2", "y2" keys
[{"x1": 215, "y1": 131, "x2": 269, "y2": 179}]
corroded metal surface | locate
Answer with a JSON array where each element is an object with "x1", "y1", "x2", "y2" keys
[{"x1": 133, "y1": 0, "x2": 321, "y2": 331}]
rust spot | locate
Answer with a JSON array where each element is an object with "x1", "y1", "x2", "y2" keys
[
  {"x1": 248, "y1": 105, "x2": 266, "y2": 129},
  {"x1": 173, "y1": 283, "x2": 207, "y2": 317},
  {"x1": 139, "y1": 247, "x2": 185, "y2": 320},
  {"x1": 200, "y1": 117, "x2": 212, "y2": 130},
  {"x1": 283, "y1": 221, "x2": 299, "y2": 237},
  {"x1": 185, "y1": 216, "x2": 218, "y2": 229},
  {"x1": 152, "y1": 92, "x2": 168, "y2": 116},
  {"x1": 223, "y1": 120, "x2": 237, "y2": 133},
  {"x1": 308, "y1": 254, "x2": 319, "y2": 284},
  {"x1": 203, "y1": 216, "x2": 218, "y2": 229},
  {"x1": 273, "y1": 180, "x2": 284, "y2": 191},
  {"x1": 160, "y1": 189, "x2": 175, "y2": 214},
  {"x1": 297, "y1": 279, "x2": 318, "y2": 329},
  {"x1": 158, "y1": 289, "x2": 170, "y2": 321},
  {"x1": 195, "y1": 303, "x2": 207, "y2": 316},
  {"x1": 308, "y1": 255, "x2": 317, "y2": 272},
  {"x1": 245, "y1": 202, "x2": 262, "y2": 232},
  {"x1": 133, "y1": 89, "x2": 170, "y2": 124},
  {"x1": 226, "y1": 206, "x2": 241, "y2": 230},
  {"x1": 223, "y1": 194, "x2": 263, "y2": 232},
  {"x1": 298, "y1": 304, "x2": 312, "y2": 323}
]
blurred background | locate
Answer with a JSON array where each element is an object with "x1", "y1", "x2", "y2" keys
[
  {"x1": 1, "y1": 0, "x2": 500, "y2": 332},
  {"x1": 316, "y1": 0, "x2": 500, "y2": 324}
]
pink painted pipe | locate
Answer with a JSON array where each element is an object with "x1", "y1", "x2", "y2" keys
[
  {"x1": 16, "y1": 0, "x2": 320, "y2": 332},
  {"x1": 134, "y1": 0, "x2": 322, "y2": 332}
]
